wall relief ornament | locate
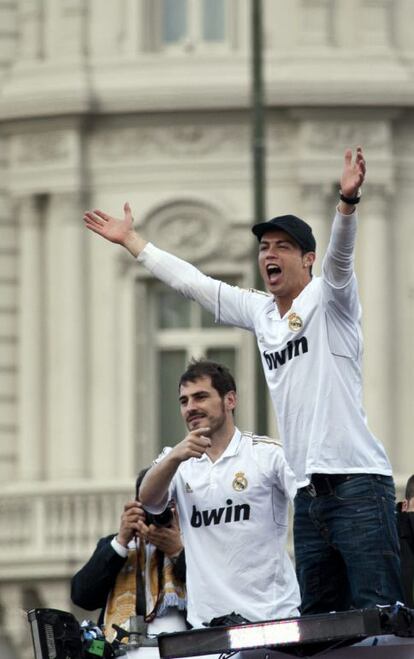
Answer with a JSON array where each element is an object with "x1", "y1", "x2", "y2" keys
[
  {"x1": 139, "y1": 200, "x2": 233, "y2": 263},
  {"x1": 12, "y1": 131, "x2": 72, "y2": 165},
  {"x1": 90, "y1": 123, "x2": 247, "y2": 161},
  {"x1": 142, "y1": 201, "x2": 224, "y2": 262},
  {"x1": 301, "y1": 122, "x2": 391, "y2": 152},
  {"x1": 267, "y1": 123, "x2": 296, "y2": 153}
]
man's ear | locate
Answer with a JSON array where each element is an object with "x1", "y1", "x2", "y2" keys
[
  {"x1": 402, "y1": 499, "x2": 409, "y2": 512},
  {"x1": 225, "y1": 391, "x2": 237, "y2": 412},
  {"x1": 303, "y1": 252, "x2": 316, "y2": 269}
]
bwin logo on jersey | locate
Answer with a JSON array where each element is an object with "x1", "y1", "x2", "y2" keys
[
  {"x1": 190, "y1": 499, "x2": 250, "y2": 528},
  {"x1": 263, "y1": 336, "x2": 308, "y2": 371}
]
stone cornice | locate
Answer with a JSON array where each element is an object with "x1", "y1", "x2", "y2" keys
[{"x1": 1, "y1": 55, "x2": 414, "y2": 120}]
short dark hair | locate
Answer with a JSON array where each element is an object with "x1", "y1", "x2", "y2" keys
[
  {"x1": 135, "y1": 467, "x2": 149, "y2": 500},
  {"x1": 179, "y1": 359, "x2": 236, "y2": 398},
  {"x1": 405, "y1": 475, "x2": 414, "y2": 501}
]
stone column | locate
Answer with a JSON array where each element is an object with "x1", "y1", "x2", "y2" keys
[
  {"x1": 18, "y1": 195, "x2": 45, "y2": 481},
  {"x1": 86, "y1": 233, "x2": 127, "y2": 480},
  {"x1": 86, "y1": 235, "x2": 139, "y2": 480},
  {"x1": 355, "y1": 187, "x2": 392, "y2": 454},
  {"x1": 391, "y1": 148, "x2": 414, "y2": 478},
  {"x1": 45, "y1": 193, "x2": 87, "y2": 479}
]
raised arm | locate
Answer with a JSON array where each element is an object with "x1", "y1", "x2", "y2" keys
[
  {"x1": 323, "y1": 147, "x2": 366, "y2": 292},
  {"x1": 338, "y1": 146, "x2": 366, "y2": 216},
  {"x1": 83, "y1": 202, "x2": 147, "y2": 257},
  {"x1": 139, "y1": 428, "x2": 211, "y2": 511},
  {"x1": 84, "y1": 201, "x2": 262, "y2": 331}
]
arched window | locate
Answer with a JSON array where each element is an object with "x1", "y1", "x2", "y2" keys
[{"x1": 134, "y1": 200, "x2": 256, "y2": 456}]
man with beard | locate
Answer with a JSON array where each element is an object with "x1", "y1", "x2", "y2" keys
[{"x1": 139, "y1": 359, "x2": 300, "y2": 629}]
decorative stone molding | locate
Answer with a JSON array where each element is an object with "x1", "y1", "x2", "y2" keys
[
  {"x1": 267, "y1": 121, "x2": 296, "y2": 154},
  {"x1": 90, "y1": 123, "x2": 248, "y2": 162},
  {"x1": 10, "y1": 130, "x2": 73, "y2": 165},
  {"x1": 142, "y1": 200, "x2": 224, "y2": 262},
  {"x1": 300, "y1": 121, "x2": 391, "y2": 153}
]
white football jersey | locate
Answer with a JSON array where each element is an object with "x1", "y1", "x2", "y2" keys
[
  {"x1": 138, "y1": 211, "x2": 392, "y2": 486},
  {"x1": 148, "y1": 430, "x2": 300, "y2": 629}
]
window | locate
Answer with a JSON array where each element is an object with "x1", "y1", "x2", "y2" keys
[
  {"x1": 154, "y1": 280, "x2": 240, "y2": 448},
  {"x1": 154, "y1": 0, "x2": 237, "y2": 53}
]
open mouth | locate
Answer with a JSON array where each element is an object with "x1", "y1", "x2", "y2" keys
[{"x1": 266, "y1": 264, "x2": 282, "y2": 284}]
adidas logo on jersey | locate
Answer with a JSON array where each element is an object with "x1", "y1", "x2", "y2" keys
[
  {"x1": 190, "y1": 499, "x2": 250, "y2": 528},
  {"x1": 263, "y1": 336, "x2": 308, "y2": 371}
]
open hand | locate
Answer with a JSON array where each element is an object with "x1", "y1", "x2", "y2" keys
[
  {"x1": 83, "y1": 201, "x2": 134, "y2": 244},
  {"x1": 340, "y1": 147, "x2": 366, "y2": 198}
]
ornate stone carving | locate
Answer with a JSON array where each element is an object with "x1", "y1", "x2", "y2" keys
[
  {"x1": 267, "y1": 122, "x2": 296, "y2": 153},
  {"x1": 142, "y1": 201, "x2": 224, "y2": 262},
  {"x1": 11, "y1": 131, "x2": 72, "y2": 165},
  {"x1": 155, "y1": 124, "x2": 246, "y2": 156},
  {"x1": 301, "y1": 121, "x2": 391, "y2": 152},
  {"x1": 90, "y1": 123, "x2": 247, "y2": 161}
]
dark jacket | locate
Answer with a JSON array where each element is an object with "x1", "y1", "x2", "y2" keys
[
  {"x1": 397, "y1": 503, "x2": 414, "y2": 607},
  {"x1": 71, "y1": 534, "x2": 186, "y2": 624}
]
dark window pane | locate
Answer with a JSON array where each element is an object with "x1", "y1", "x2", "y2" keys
[
  {"x1": 202, "y1": 0, "x2": 225, "y2": 41},
  {"x1": 163, "y1": 0, "x2": 187, "y2": 43},
  {"x1": 206, "y1": 348, "x2": 235, "y2": 376},
  {"x1": 157, "y1": 289, "x2": 191, "y2": 329},
  {"x1": 159, "y1": 350, "x2": 187, "y2": 448}
]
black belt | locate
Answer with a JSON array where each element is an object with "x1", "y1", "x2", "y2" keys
[{"x1": 298, "y1": 473, "x2": 360, "y2": 497}]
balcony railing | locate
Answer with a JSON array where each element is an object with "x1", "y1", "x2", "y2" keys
[{"x1": 0, "y1": 481, "x2": 133, "y2": 579}]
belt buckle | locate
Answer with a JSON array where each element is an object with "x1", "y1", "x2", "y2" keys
[{"x1": 307, "y1": 483, "x2": 317, "y2": 498}]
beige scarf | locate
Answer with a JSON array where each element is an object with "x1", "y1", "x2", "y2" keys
[{"x1": 104, "y1": 540, "x2": 186, "y2": 641}]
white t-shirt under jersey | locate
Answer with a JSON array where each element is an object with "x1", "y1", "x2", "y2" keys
[
  {"x1": 138, "y1": 211, "x2": 392, "y2": 486},
  {"x1": 146, "y1": 430, "x2": 300, "y2": 629}
]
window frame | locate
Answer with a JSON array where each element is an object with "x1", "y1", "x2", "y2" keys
[
  {"x1": 134, "y1": 270, "x2": 256, "y2": 463},
  {"x1": 146, "y1": 0, "x2": 240, "y2": 54}
]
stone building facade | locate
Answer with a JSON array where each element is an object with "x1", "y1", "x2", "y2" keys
[{"x1": 1, "y1": 1, "x2": 414, "y2": 656}]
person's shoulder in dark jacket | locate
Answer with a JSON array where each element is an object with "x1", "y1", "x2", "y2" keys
[{"x1": 71, "y1": 534, "x2": 127, "y2": 613}]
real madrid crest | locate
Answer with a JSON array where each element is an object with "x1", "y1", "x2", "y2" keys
[
  {"x1": 232, "y1": 472, "x2": 248, "y2": 491},
  {"x1": 288, "y1": 312, "x2": 303, "y2": 332}
]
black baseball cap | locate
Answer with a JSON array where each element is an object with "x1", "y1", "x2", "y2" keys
[{"x1": 252, "y1": 214, "x2": 316, "y2": 252}]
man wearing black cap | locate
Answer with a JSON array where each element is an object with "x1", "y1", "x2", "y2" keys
[{"x1": 84, "y1": 147, "x2": 403, "y2": 614}]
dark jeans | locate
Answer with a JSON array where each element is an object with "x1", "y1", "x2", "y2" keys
[{"x1": 294, "y1": 474, "x2": 404, "y2": 614}]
